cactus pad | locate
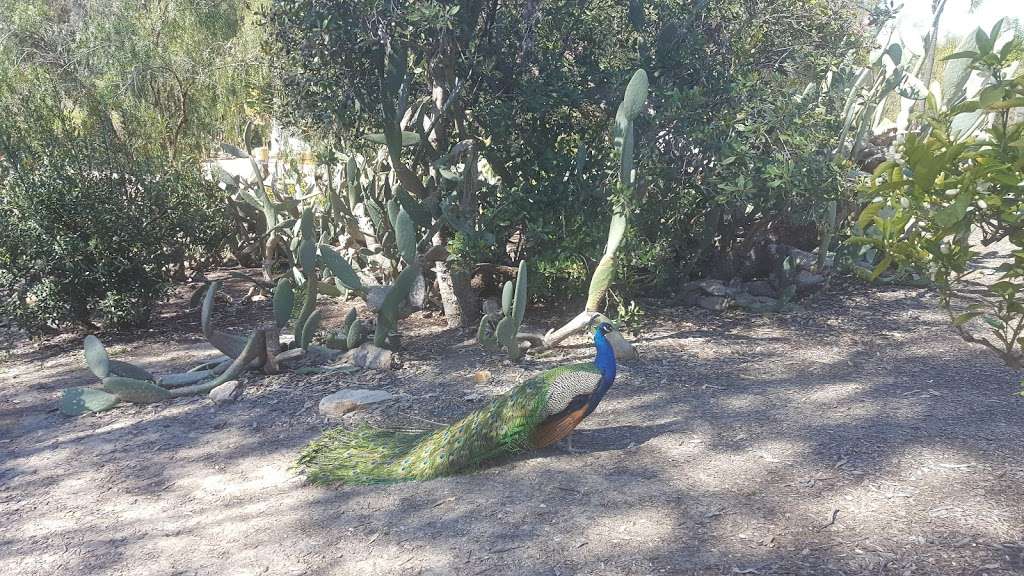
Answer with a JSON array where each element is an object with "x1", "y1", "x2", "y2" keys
[
  {"x1": 83, "y1": 335, "x2": 110, "y2": 379},
  {"x1": 60, "y1": 387, "x2": 120, "y2": 416},
  {"x1": 102, "y1": 376, "x2": 173, "y2": 404}
]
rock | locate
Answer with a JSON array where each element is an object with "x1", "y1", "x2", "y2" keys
[
  {"x1": 770, "y1": 244, "x2": 817, "y2": 269},
  {"x1": 679, "y1": 289, "x2": 704, "y2": 307},
  {"x1": 745, "y1": 279, "x2": 777, "y2": 298},
  {"x1": 605, "y1": 330, "x2": 639, "y2": 362},
  {"x1": 366, "y1": 285, "x2": 413, "y2": 318},
  {"x1": 319, "y1": 389, "x2": 395, "y2": 418},
  {"x1": 407, "y1": 272, "x2": 427, "y2": 309},
  {"x1": 365, "y1": 286, "x2": 390, "y2": 312},
  {"x1": 472, "y1": 370, "x2": 492, "y2": 384},
  {"x1": 695, "y1": 279, "x2": 732, "y2": 297},
  {"x1": 734, "y1": 293, "x2": 781, "y2": 312},
  {"x1": 796, "y1": 270, "x2": 826, "y2": 291},
  {"x1": 698, "y1": 295, "x2": 730, "y2": 311},
  {"x1": 209, "y1": 380, "x2": 243, "y2": 403},
  {"x1": 343, "y1": 343, "x2": 396, "y2": 370}
]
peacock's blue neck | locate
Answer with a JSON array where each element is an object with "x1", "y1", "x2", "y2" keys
[
  {"x1": 593, "y1": 330, "x2": 617, "y2": 386},
  {"x1": 580, "y1": 328, "x2": 618, "y2": 419}
]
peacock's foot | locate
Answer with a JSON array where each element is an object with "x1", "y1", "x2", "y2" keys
[{"x1": 555, "y1": 436, "x2": 583, "y2": 454}]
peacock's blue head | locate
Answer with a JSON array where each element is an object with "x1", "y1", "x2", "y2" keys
[{"x1": 595, "y1": 322, "x2": 615, "y2": 338}]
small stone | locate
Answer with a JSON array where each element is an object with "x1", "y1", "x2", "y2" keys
[
  {"x1": 745, "y1": 279, "x2": 777, "y2": 297},
  {"x1": 695, "y1": 279, "x2": 731, "y2": 297},
  {"x1": 365, "y1": 286, "x2": 390, "y2": 312},
  {"x1": 698, "y1": 295, "x2": 729, "y2": 311},
  {"x1": 343, "y1": 343, "x2": 396, "y2": 370},
  {"x1": 319, "y1": 389, "x2": 395, "y2": 418},
  {"x1": 796, "y1": 270, "x2": 826, "y2": 290},
  {"x1": 209, "y1": 380, "x2": 242, "y2": 403},
  {"x1": 407, "y1": 272, "x2": 427, "y2": 309}
]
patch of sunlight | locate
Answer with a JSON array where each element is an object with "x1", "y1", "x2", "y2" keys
[
  {"x1": 342, "y1": 545, "x2": 457, "y2": 575},
  {"x1": 652, "y1": 437, "x2": 812, "y2": 491},
  {"x1": 797, "y1": 382, "x2": 866, "y2": 406},
  {"x1": 716, "y1": 393, "x2": 768, "y2": 412},
  {"x1": 583, "y1": 506, "x2": 676, "y2": 545}
]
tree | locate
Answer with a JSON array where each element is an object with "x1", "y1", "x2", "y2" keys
[{"x1": 269, "y1": 0, "x2": 875, "y2": 327}]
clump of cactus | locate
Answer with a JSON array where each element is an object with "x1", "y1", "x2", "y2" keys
[
  {"x1": 59, "y1": 274, "x2": 352, "y2": 416},
  {"x1": 60, "y1": 331, "x2": 261, "y2": 416},
  {"x1": 478, "y1": 261, "x2": 543, "y2": 361},
  {"x1": 324, "y1": 308, "x2": 367, "y2": 351}
]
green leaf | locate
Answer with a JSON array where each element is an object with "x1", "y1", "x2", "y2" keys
[
  {"x1": 394, "y1": 207, "x2": 417, "y2": 264},
  {"x1": 299, "y1": 207, "x2": 315, "y2": 240},
  {"x1": 617, "y1": 69, "x2": 649, "y2": 122},
  {"x1": 395, "y1": 186, "x2": 433, "y2": 227},
  {"x1": 979, "y1": 85, "x2": 1005, "y2": 108},
  {"x1": 60, "y1": 387, "x2": 120, "y2": 416},
  {"x1": 942, "y1": 50, "x2": 979, "y2": 61},
  {"x1": 983, "y1": 316, "x2": 1006, "y2": 330},
  {"x1": 990, "y1": 281, "x2": 1017, "y2": 298},
  {"x1": 501, "y1": 280, "x2": 514, "y2": 317},
  {"x1": 869, "y1": 253, "x2": 894, "y2": 281},
  {"x1": 933, "y1": 192, "x2": 972, "y2": 228},
  {"x1": 273, "y1": 278, "x2": 294, "y2": 328},
  {"x1": 298, "y1": 239, "x2": 317, "y2": 279},
  {"x1": 511, "y1": 260, "x2": 528, "y2": 325}
]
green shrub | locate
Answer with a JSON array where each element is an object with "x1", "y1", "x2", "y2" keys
[
  {"x1": 0, "y1": 147, "x2": 228, "y2": 332},
  {"x1": 854, "y1": 21, "x2": 1024, "y2": 370},
  {"x1": 268, "y1": 0, "x2": 872, "y2": 305}
]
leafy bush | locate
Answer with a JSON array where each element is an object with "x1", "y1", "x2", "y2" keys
[
  {"x1": 0, "y1": 73, "x2": 227, "y2": 331},
  {"x1": 855, "y1": 21, "x2": 1024, "y2": 369},
  {"x1": 0, "y1": 148, "x2": 228, "y2": 332},
  {"x1": 0, "y1": 0, "x2": 256, "y2": 332},
  {"x1": 268, "y1": 0, "x2": 874, "y2": 306}
]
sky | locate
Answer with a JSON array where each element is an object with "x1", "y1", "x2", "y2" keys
[{"x1": 894, "y1": 0, "x2": 1024, "y2": 51}]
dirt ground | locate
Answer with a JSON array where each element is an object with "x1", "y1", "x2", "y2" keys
[{"x1": 1, "y1": 274, "x2": 1022, "y2": 576}]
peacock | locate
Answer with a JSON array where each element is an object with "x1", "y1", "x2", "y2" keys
[{"x1": 297, "y1": 321, "x2": 620, "y2": 484}]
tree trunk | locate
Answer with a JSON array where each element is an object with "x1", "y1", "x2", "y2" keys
[{"x1": 432, "y1": 233, "x2": 479, "y2": 329}]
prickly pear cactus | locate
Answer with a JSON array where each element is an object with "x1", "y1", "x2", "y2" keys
[
  {"x1": 347, "y1": 319, "x2": 363, "y2": 350},
  {"x1": 60, "y1": 387, "x2": 120, "y2": 416},
  {"x1": 102, "y1": 376, "x2": 173, "y2": 404},
  {"x1": 481, "y1": 261, "x2": 531, "y2": 360},
  {"x1": 273, "y1": 278, "x2": 295, "y2": 329}
]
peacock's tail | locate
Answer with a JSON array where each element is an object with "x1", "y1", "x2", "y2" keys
[{"x1": 297, "y1": 376, "x2": 551, "y2": 484}]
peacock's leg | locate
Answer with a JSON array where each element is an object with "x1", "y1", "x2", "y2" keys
[{"x1": 555, "y1": 435, "x2": 583, "y2": 454}]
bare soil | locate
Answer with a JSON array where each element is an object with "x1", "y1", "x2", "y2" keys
[{"x1": 1, "y1": 274, "x2": 1022, "y2": 576}]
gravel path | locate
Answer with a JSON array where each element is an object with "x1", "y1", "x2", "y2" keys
[{"x1": 1, "y1": 279, "x2": 1022, "y2": 575}]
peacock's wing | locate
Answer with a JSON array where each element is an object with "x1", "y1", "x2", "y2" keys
[
  {"x1": 530, "y1": 364, "x2": 603, "y2": 449},
  {"x1": 386, "y1": 373, "x2": 551, "y2": 480},
  {"x1": 540, "y1": 364, "x2": 603, "y2": 417}
]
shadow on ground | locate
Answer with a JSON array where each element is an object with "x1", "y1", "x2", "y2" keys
[{"x1": 1, "y1": 280, "x2": 1022, "y2": 575}]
